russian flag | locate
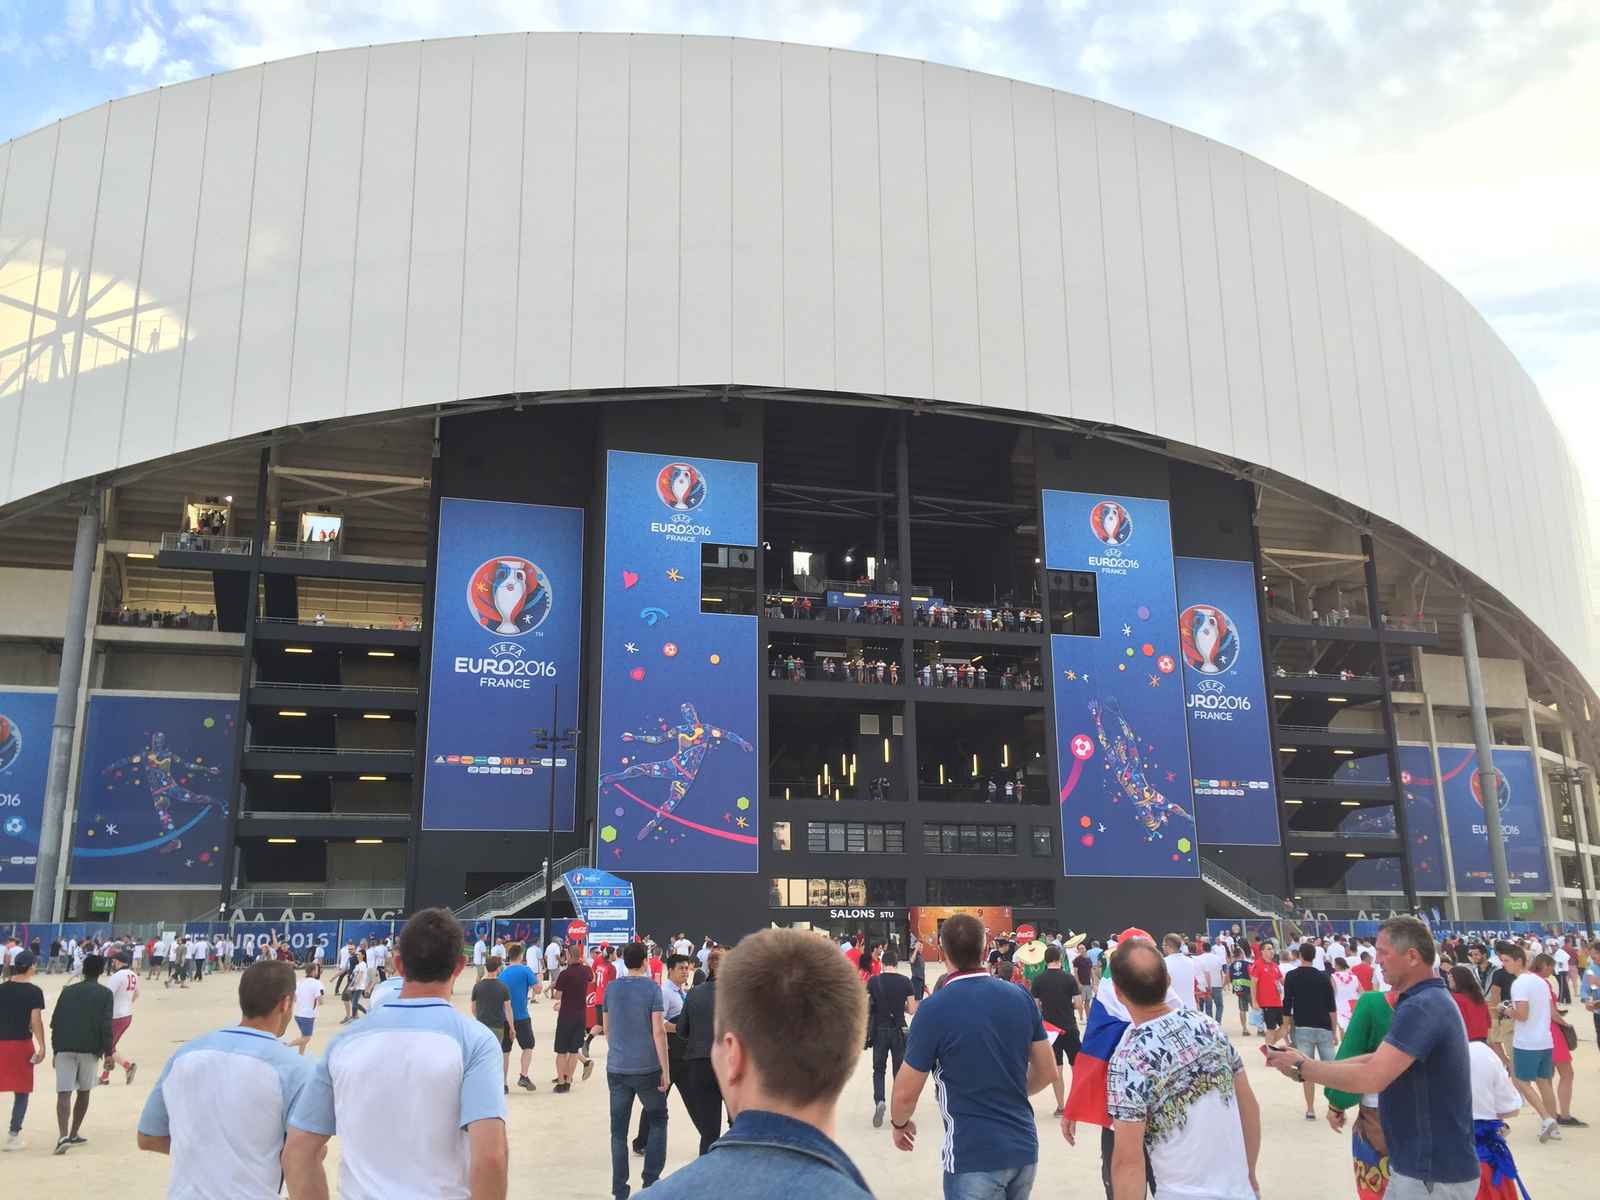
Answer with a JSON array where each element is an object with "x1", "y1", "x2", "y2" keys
[{"x1": 1063, "y1": 996, "x2": 1130, "y2": 1127}]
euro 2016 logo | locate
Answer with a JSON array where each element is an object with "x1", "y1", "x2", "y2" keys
[
  {"x1": 656, "y1": 463, "x2": 706, "y2": 512},
  {"x1": 1470, "y1": 766, "x2": 1510, "y2": 811},
  {"x1": 0, "y1": 713, "x2": 18, "y2": 772},
  {"x1": 1179, "y1": 604, "x2": 1240, "y2": 675},
  {"x1": 468, "y1": 557, "x2": 553, "y2": 637},
  {"x1": 1088, "y1": 500, "x2": 1132, "y2": 546}
]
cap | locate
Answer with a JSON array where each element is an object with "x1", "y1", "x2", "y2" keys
[
  {"x1": 1115, "y1": 927, "x2": 1155, "y2": 945},
  {"x1": 11, "y1": 950, "x2": 34, "y2": 972}
]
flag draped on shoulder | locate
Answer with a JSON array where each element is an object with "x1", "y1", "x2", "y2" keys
[{"x1": 1063, "y1": 995, "x2": 1129, "y2": 1127}]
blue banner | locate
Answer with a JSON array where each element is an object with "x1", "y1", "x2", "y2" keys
[
  {"x1": 338, "y1": 920, "x2": 396, "y2": 948},
  {"x1": 233, "y1": 923, "x2": 287, "y2": 955},
  {"x1": 1440, "y1": 746, "x2": 1548, "y2": 893},
  {"x1": 69, "y1": 694, "x2": 237, "y2": 887},
  {"x1": 0, "y1": 689, "x2": 53, "y2": 886},
  {"x1": 597, "y1": 451, "x2": 760, "y2": 873},
  {"x1": 288, "y1": 921, "x2": 342, "y2": 963},
  {"x1": 1045, "y1": 490, "x2": 1197, "y2": 878},
  {"x1": 1340, "y1": 745, "x2": 1447, "y2": 893},
  {"x1": 563, "y1": 867, "x2": 636, "y2": 945},
  {"x1": 1174, "y1": 558, "x2": 1279, "y2": 845},
  {"x1": 491, "y1": 918, "x2": 542, "y2": 949},
  {"x1": 423, "y1": 498, "x2": 585, "y2": 831}
]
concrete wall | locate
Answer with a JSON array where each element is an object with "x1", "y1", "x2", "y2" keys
[
  {"x1": 1419, "y1": 653, "x2": 1529, "y2": 711},
  {"x1": 0, "y1": 568, "x2": 72, "y2": 638}
]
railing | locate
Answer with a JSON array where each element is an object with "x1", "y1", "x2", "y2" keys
[
  {"x1": 246, "y1": 745, "x2": 413, "y2": 757},
  {"x1": 100, "y1": 608, "x2": 219, "y2": 631},
  {"x1": 452, "y1": 847, "x2": 591, "y2": 923},
  {"x1": 1276, "y1": 723, "x2": 1385, "y2": 737},
  {"x1": 161, "y1": 531, "x2": 253, "y2": 554},
  {"x1": 1269, "y1": 668, "x2": 1378, "y2": 681},
  {"x1": 231, "y1": 886, "x2": 405, "y2": 910},
  {"x1": 253, "y1": 680, "x2": 419, "y2": 695},
  {"x1": 770, "y1": 660, "x2": 903, "y2": 685},
  {"x1": 915, "y1": 668, "x2": 1043, "y2": 692},
  {"x1": 1380, "y1": 615, "x2": 1438, "y2": 633},
  {"x1": 1200, "y1": 857, "x2": 1283, "y2": 918},
  {"x1": 258, "y1": 615, "x2": 423, "y2": 631},
  {"x1": 267, "y1": 539, "x2": 334, "y2": 560},
  {"x1": 243, "y1": 810, "x2": 410, "y2": 821},
  {"x1": 916, "y1": 782, "x2": 1045, "y2": 805},
  {"x1": 913, "y1": 606, "x2": 1045, "y2": 633},
  {"x1": 764, "y1": 599, "x2": 903, "y2": 624},
  {"x1": 1280, "y1": 777, "x2": 1390, "y2": 790}
]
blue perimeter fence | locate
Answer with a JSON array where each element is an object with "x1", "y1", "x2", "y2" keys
[
  {"x1": 1206, "y1": 917, "x2": 1596, "y2": 945},
  {"x1": 0, "y1": 917, "x2": 580, "y2": 965}
]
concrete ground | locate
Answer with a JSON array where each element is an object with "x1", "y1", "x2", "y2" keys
[{"x1": 4, "y1": 966, "x2": 1594, "y2": 1198}]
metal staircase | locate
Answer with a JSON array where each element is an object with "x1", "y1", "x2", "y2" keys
[
  {"x1": 451, "y1": 848, "x2": 591, "y2": 923},
  {"x1": 1200, "y1": 856, "x2": 1281, "y2": 918}
]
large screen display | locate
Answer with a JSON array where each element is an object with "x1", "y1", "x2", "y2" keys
[
  {"x1": 0, "y1": 689, "x2": 55, "y2": 886},
  {"x1": 1174, "y1": 557, "x2": 1279, "y2": 845},
  {"x1": 597, "y1": 450, "x2": 759, "y2": 873},
  {"x1": 69, "y1": 694, "x2": 237, "y2": 887},
  {"x1": 422, "y1": 498, "x2": 584, "y2": 831},
  {"x1": 1045, "y1": 490, "x2": 1197, "y2": 878}
]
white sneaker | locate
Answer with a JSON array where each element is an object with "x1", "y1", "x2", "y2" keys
[
  {"x1": 3, "y1": 1134, "x2": 23, "y2": 1152},
  {"x1": 1538, "y1": 1117, "x2": 1560, "y2": 1142}
]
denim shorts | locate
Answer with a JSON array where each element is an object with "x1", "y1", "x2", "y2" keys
[
  {"x1": 1512, "y1": 1046, "x2": 1553, "y2": 1081},
  {"x1": 1292, "y1": 1025, "x2": 1336, "y2": 1060}
]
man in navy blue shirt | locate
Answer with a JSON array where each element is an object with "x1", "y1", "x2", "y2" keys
[
  {"x1": 890, "y1": 913, "x2": 1056, "y2": 1199},
  {"x1": 1267, "y1": 916, "x2": 1476, "y2": 1200}
]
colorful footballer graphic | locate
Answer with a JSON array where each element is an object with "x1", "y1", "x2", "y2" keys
[
  {"x1": 656, "y1": 463, "x2": 707, "y2": 512},
  {"x1": 1088, "y1": 499, "x2": 1133, "y2": 545},
  {"x1": 0, "y1": 712, "x2": 19, "y2": 772},
  {"x1": 1178, "y1": 604, "x2": 1240, "y2": 675},
  {"x1": 1470, "y1": 765, "x2": 1509, "y2": 811},
  {"x1": 467, "y1": 556, "x2": 552, "y2": 636}
]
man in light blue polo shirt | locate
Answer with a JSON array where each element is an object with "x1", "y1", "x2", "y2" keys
[
  {"x1": 282, "y1": 909, "x2": 508, "y2": 1200},
  {"x1": 890, "y1": 913, "x2": 1057, "y2": 1199},
  {"x1": 137, "y1": 960, "x2": 312, "y2": 1199}
]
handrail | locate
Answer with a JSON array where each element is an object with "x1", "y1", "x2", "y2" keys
[
  {"x1": 231, "y1": 886, "x2": 405, "y2": 909},
  {"x1": 1281, "y1": 777, "x2": 1390, "y2": 789},
  {"x1": 161, "y1": 531, "x2": 253, "y2": 554},
  {"x1": 1270, "y1": 668, "x2": 1378, "y2": 681},
  {"x1": 258, "y1": 615, "x2": 423, "y2": 631},
  {"x1": 452, "y1": 847, "x2": 591, "y2": 923},
  {"x1": 246, "y1": 745, "x2": 413, "y2": 756},
  {"x1": 253, "y1": 680, "x2": 419, "y2": 695},
  {"x1": 1276, "y1": 723, "x2": 1385, "y2": 736}
]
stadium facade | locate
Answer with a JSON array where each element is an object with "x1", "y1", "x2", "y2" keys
[{"x1": 0, "y1": 33, "x2": 1596, "y2": 942}]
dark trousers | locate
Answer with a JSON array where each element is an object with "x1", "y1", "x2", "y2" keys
[
  {"x1": 608, "y1": 1070, "x2": 666, "y2": 1199},
  {"x1": 871, "y1": 1023, "x2": 907, "y2": 1103},
  {"x1": 634, "y1": 1045, "x2": 684, "y2": 1149},
  {"x1": 680, "y1": 1057, "x2": 725, "y2": 1155},
  {"x1": 1100, "y1": 1123, "x2": 1157, "y2": 1200},
  {"x1": 9, "y1": 1092, "x2": 27, "y2": 1135},
  {"x1": 1593, "y1": 1010, "x2": 1600, "y2": 1049}
]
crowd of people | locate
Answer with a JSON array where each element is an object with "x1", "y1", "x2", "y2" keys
[
  {"x1": 771, "y1": 654, "x2": 901, "y2": 685},
  {"x1": 917, "y1": 659, "x2": 1042, "y2": 690},
  {"x1": 1, "y1": 911, "x2": 1595, "y2": 1199},
  {"x1": 762, "y1": 594, "x2": 1047, "y2": 634}
]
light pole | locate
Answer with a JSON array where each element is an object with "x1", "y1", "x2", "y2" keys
[
  {"x1": 532, "y1": 683, "x2": 580, "y2": 950},
  {"x1": 1552, "y1": 762, "x2": 1593, "y2": 929}
]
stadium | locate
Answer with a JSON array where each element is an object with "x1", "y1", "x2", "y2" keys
[{"x1": 0, "y1": 32, "x2": 1595, "y2": 946}]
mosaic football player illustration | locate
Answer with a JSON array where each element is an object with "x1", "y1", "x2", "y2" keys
[
  {"x1": 1089, "y1": 697, "x2": 1192, "y2": 842},
  {"x1": 599, "y1": 703, "x2": 754, "y2": 840},
  {"x1": 98, "y1": 731, "x2": 225, "y2": 855}
]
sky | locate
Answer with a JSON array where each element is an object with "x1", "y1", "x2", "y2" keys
[{"x1": 3, "y1": 1, "x2": 1595, "y2": 517}]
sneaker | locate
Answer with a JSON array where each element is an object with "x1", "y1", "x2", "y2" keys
[
  {"x1": 554, "y1": 1082, "x2": 571, "y2": 1094},
  {"x1": 517, "y1": 1076, "x2": 536, "y2": 1091},
  {"x1": 3, "y1": 1135, "x2": 23, "y2": 1152},
  {"x1": 67, "y1": 1135, "x2": 87, "y2": 1145},
  {"x1": 1557, "y1": 1115, "x2": 1587, "y2": 1127},
  {"x1": 53, "y1": 1136, "x2": 70, "y2": 1155},
  {"x1": 632, "y1": 1142, "x2": 645, "y2": 1156},
  {"x1": 1305, "y1": 1112, "x2": 1317, "y2": 1121},
  {"x1": 1538, "y1": 1117, "x2": 1559, "y2": 1142},
  {"x1": 582, "y1": 1058, "x2": 595, "y2": 1082},
  {"x1": 873, "y1": 1101, "x2": 886, "y2": 1128},
  {"x1": 125, "y1": 1063, "x2": 137, "y2": 1086}
]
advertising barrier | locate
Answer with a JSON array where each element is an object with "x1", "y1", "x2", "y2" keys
[
  {"x1": 597, "y1": 450, "x2": 760, "y2": 873},
  {"x1": 423, "y1": 498, "x2": 585, "y2": 831},
  {"x1": 0, "y1": 689, "x2": 54, "y2": 886},
  {"x1": 1045, "y1": 490, "x2": 1197, "y2": 878},
  {"x1": 562, "y1": 868, "x2": 635, "y2": 946}
]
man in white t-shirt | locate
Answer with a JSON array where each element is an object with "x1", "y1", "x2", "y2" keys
[
  {"x1": 291, "y1": 964, "x2": 325, "y2": 1056},
  {"x1": 282, "y1": 910, "x2": 508, "y2": 1199},
  {"x1": 1105, "y1": 941, "x2": 1261, "y2": 1200},
  {"x1": 102, "y1": 954, "x2": 140, "y2": 1086},
  {"x1": 1505, "y1": 946, "x2": 1560, "y2": 1140},
  {"x1": 544, "y1": 937, "x2": 562, "y2": 980},
  {"x1": 473, "y1": 935, "x2": 489, "y2": 983},
  {"x1": 1553, "y1": 943, "x2": 1572, "y2": 1005},
  {"x1": 673, "y1": 934, "x2": 693, "y2": 958},
  {"x1": 1194, "y1": 940, "x2": 1227, "y2": 1023},
  {"x1": 366, "y1": 941, "x2": 387, "y2": 982},
  {"x1": 1162, "y1": 934, "x2": 1200, "y2": 1012}
]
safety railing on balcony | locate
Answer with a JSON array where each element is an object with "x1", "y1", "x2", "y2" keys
[
  {"x1": 257, "y1": 614, "x2": 424, "y2": 631},
  {"x1": 231, "y1": 885, "x2": 406, "y2": 911},
  {"x1": 161, "y1": 531, "x2": 253, "y2": 555},
  {"x1": 252, "y1": 680, "x2": 419, "y2": 695},
  {"x1": 1280, "y1": 777, "x2": 1390, "y2": 790},
  {"x1": 1276, "y1": 723, "x2": 1385, "y2": 737},
  {"x1": 452, "y1": 847, "x2": 591, "y2": 923},
  {"x1": 245, "y1": 745, "x2": 413, "y2": 757},
  {"x1": 1269, "y1": 668, "x2": 1378, "y2": 682}
]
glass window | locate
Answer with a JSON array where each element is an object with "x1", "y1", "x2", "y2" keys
[
  {"x1": 702, "y1": 544, "x2": 758, "y2": 614},
  {"x1": 959, "y1": 824, "x2": 979, "y2": 853},
  {"x1": 846, "y1": 823, "x2": 867, "y2": 853},
  {"x1": 1031, "y1": 826, "x2": 1053, "y2": 857},
  {"x1": 768, "y1": 878, "x2": 785, "y2": 907},
  {"x1": 996, "y1": 826, "x2": 1016, "y2": 855},
  {"x1": 829, "y1": 878, "x2": 849, "y2": 904},
  {"x1": 1049, "y1": 571, "x2": 1100, "y2": 636},
  {"x1": 923, "y1": 824, "x2": 942, "y2": 854},
  {"x1": 808, "y1": 878, "x2": 830, "y2": 906},
  {"x1": 827, "y1": 822, "x2": 847, "y2": 853},
  {"x1": 866, "y1": 823, "x2": 885, "y2": 853},
  {"x1": 978, "y1": 825, "x2": 997, "y2": 853},
  {"x1": 885, "y1": 823, "x2": 905, "y2": 854},
  {"x1": 941, "y1": 825, "x2": 958, "y2": 854},
  {"x1": 865, "y1": 877, "x2": 905, "y2": 905},
  {"x1": 807, "y1": 822, "x2": 828, "y2": 853},
  {"x1": 771, "y1": 820, "x2": 791, "y2": 851}
]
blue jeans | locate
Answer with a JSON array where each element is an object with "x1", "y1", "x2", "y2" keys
[
  {"x1": 609, "y1": 1070, "x2": 667, "y2": 1198},
  {"x1": 1210, "y1": 987, "x2": 1224, "y2": 1021},
  {"x1": 944, "y1": 1163, "x2": 1037, "y2": 1200}
]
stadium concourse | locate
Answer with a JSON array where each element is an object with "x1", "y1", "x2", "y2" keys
[{"x1": 0, "y1": 950, "x2": 1591, "y2": 1199}]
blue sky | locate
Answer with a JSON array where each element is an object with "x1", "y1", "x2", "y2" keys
[{"x1": 3, "y1": 1, "x2": 1595, "y2": 508}]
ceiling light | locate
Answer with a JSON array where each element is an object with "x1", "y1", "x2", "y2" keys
[
  {"x1": 1273, "y1": 693, "x2": 1292, "y2": 701},
  {"x1": 279, "y1": 710, "x2": 307, "y2": 718},
  {"x1": 272, "y1": 773, "x2": 302, "y2": 781},
  {"x1": 1284, "y1": 799, "x2": 1303, "y2": 805},
  {"x1": 354, "y1": 838, "x2": 384, "y2": 845},
  {"x1": 224, "y1": 495, "x2": 233, "y2": 502},
  {"x1": 1333, "y1": 749, "x2": 1355, "y2": 756},
  {"x1": 1279, "y1": 747, "x2": 1298, "y2": 753},
  {"x1": 1328, "y1": 696, "x2": 1348, "y2": 703},
  {"x1": 288, "y1": 891, "x2": 312, "y2": 896},
  {"x1": 361, "y1": 713, "x2": 391, "y2": 720},
  {"x1": 127, "y1": 551, "x2": 155, "y2": 560},
  {"x1": 267, "y1": 838, "x2": 298, "y2": 845},
  {"x1": 367, "y1": 650, "x2": 396, "y2": 658},
  {"x1": 285, "y1": 647, "x2": 313, "y2": 654},
  {"x1": 1340, "y1": 800, "x2": 1361, "y2": 807},
  {"x1": 1290, "y1": 851, "x2": 1310, "y2": 858},
  {"x1": 1345, "y1": 852, "x2": 1366, "y2": 859},
  {"x1": 358, "y1": 775, "x2": 387, "y2": 782}
]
